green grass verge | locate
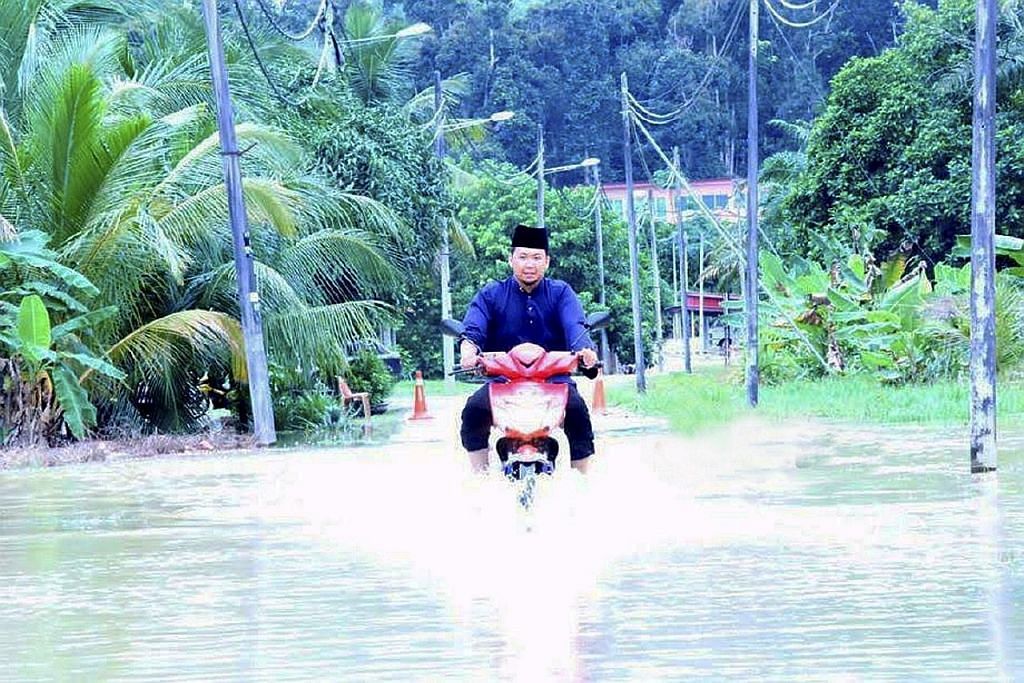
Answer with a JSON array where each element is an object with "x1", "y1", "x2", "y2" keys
[
  {"x1": 392, "y1": 378, "x2": 478, "y2": 398},
  {"x1": 607, "y1": 367, "x2": 1024, "y2": 435}
]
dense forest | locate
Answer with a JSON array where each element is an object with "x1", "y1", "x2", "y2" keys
[{"x1": 326, "y1": 0, "x2": 932, "y2": 182}]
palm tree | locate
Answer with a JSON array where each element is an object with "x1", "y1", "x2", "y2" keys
[
  {"x1": 338, "y1": 0, "x2": 430, "y2": 104},
  {"x1": 0, "y1": 2, "x2": 406, "y2": 431}
]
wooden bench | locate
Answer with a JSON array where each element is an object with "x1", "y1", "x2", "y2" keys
[{"x1": 336, "y1": 376, "x2": 371, "y2": 421}]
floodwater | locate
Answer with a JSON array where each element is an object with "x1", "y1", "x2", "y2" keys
[{"x1": 0, "y1": 402, "x2": 1021, "y2": 681}]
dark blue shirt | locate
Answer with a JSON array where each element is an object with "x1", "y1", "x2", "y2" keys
[{"x1": 462, "y1": 277, "x2": 596, "y2": 355}]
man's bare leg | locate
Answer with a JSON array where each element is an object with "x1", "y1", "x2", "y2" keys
[
  {"x1": 468, "y1": 448, "x2": 489, "y2": 473},
  {"x1": 571, "y1": 457, "x2": 589, "y2": 474}
]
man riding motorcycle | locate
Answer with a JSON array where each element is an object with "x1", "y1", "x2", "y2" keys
[{"x1": 458, "y1": 224, "x2": 599, "y2": 474}]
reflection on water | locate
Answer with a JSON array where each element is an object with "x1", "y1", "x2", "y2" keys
[{"x1": 0, "y1": 418, "x2": 1021, "y2": 681}]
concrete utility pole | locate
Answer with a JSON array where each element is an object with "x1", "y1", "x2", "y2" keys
[
  {"x1": 536, "y1": 124, "x2": 545, "y2": 229},
  {"x1": 593, "y1": 163, "x2": 612, "y2": 371},
  {"x1": 434, "y1": 71, "x2": 455, "y2": 384},
  {"x1": 699, "y1": 228, "x2": 706, "y2": 351},
  {"x1": 647, "y1": 189, "x2": 664, "y2": 370},
  {"x1": 620, "y1": 72, "x2": 646, "y2": 393},
  {"x1": 672, "y1": 146, "x2": 692, "y2": 374},
  {"x1": 970, "y1": 0, "x2": 997, "y2": 473},
  {"x1": 201, "y1": 0, "x2": 276, "y2": 444},
  {"x1": 745, "y1": 0, "x2": 760, "y2": 407}
]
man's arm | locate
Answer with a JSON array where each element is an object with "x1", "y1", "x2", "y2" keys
[
  {"x1": 460, "y1": 288, "x2": 490, "y2": 368},
  {"x1": 558, "y1": 284, "x2": 597, "y2": 368}
]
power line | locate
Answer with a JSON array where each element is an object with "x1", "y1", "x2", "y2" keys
[
  {"x1": 762, "y1": 0, "x2": 840, "y2": 30},
  {"x1": 628, "y1": 104, "x2": 830, "y2": 371},
  {"x1": 629, "y1": 0, "x2": 747, "y2": 124},
  {"x1": 232, "y1": 0, "x2": 311, "y2": 107},
  {"x1": 775, "y1": 0, "x2": 820, "y2": 10},
  {"x1": 763, "y1": 0, "x2": 826, "y2": 101},
  {"x1": 251, "y1": 0, "x2": 328, "y2": 42}
]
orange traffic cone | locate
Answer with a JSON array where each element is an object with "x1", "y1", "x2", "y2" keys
[
  {"x1": 592, "y1": 368, "x2": 607, "y2": 415},
  {"x1": 409, "y1": 370, "x2": 434, "y2": 420}
]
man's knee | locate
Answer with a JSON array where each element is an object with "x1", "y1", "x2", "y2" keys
[
  {"x1": 460, "y1": 386, "x2": 492, "y2": 452},
  {"x1": 564, "y1": 386, "x2": 594, "y2": 461}
]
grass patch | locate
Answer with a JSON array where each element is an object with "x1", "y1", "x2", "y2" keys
[
  {"x1": 607, "y1": 368, "x2": 745, "y2": 435},
  {"x1": 608, "y1": 367, "x2": 1024, "y2": 434},
  {"x1": 760, "y1": 375, "x2": 1024, "y2": 425},
  {"x1": 392, "y1": 378, "x2": 478, "y2": 398}
]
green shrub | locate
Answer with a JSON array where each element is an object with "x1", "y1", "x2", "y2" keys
[{"x1": 346, "y1": 350, "x2": 397, "y2": 405}]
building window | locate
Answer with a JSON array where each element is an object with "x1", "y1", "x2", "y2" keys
[{"x1": 655, "y1": 197, "x2": 667, "y2": 218}]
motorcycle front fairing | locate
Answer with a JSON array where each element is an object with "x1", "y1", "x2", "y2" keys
[
  {"x1": 479, "y1": 343, "x2": 579, "y2": 469},
  {"x1": 488, "y1": 381, "x2": 568, "y2": 444}
]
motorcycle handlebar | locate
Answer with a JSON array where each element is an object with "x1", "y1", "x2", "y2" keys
[{"x1": 447, "y1": 353, "x2": 602, "y2": 377}]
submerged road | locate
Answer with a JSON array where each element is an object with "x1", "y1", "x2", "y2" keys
[{"x1": 0, "y1": 390, "x2": 1021, "y2": 680}]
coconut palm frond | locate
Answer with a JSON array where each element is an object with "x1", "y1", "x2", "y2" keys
[
  {"x1": 191, "y1": 260, "x2": 310, "y2": 316},
  {"x1": 62, "y1": 111, "x2": 153, "y2": 245},
  {"x1": 156, "y1": 177, "x2": 302, "y2": 246},
  {"x1": 766, "y1": 119, "x2": 811, "y2": 146},
  {"x1": 87, "y1": 108, "x2": 206, "y2": 226},
  {"x1": 62, "y1": 222, "x2": 172, "y2": 332},
  {"x1": 446, "y1": 218, "x2": 475, "y2": 257},
  {"x1": 2, "y1": 1, "x2": 126, "y2": 104},
  {"x1": 108, "y1": 54, "x2": 212, "y2": 116},
  {"x1": 276, "y1": 228, "x2": 399, "y2": 302},
  {"x1": 151, "y1": 123, "x2": 302, "y2": 201},
  {"x1": 405, "y1": 72, "x2": 472, "y2": 122},
  {"x1": 342, "y1": 1, "x2": 427, "y2": 104},
  {"x1": 100, "y1": 308, "x2": 246, "y2": 388},
  {"x1": 0, "y1": 211, "x2": 16, "y2": 240},
  {"x1": 327, "y1": 190, "x2": 407, "y2": 242},
  {"x1": 263, "y1": 299, "x2": 396, "y2": 373},
  {"x1": 0, "y1": 107, "x2": 28, "y2": 211}
]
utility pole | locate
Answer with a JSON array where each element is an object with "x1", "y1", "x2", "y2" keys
[
  {"x1": 621, "y1": 73, "x2": 646, "y2": 393},
  {"x1": 647, "y1": 189, "x2": 664, "y2": 371},
  {"x1": 699, "y1": 228, "x2": 706, "y2": 352},
  {"x1": 593, "y1": 163, "x2": 611, "y2": 372},
  {"x1": 970, "y1": 0, "x2": 997, "y2": 472},
  {"x1": 201, "y1": 0, "x2": 276, "y2": 444},
  {"x1": 536, "y1": 124, "x2": 545, "y2": 229},
  {"x1": 434, "y1": 71, "x2": 455, "y2": 385},
  {"x1": 745, "y1": 0, "x2": 760, "y2": 407},
  {"x1": 673, "y1": 146, "x2": 692, "y2": 374}
]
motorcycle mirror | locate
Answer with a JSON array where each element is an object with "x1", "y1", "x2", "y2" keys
[
  {"x1": 440, "y1": 318, "x2": 465, "y2": 338},
  {"x1": 585, "y1": 311, "x2": 611, "y2": 330}
]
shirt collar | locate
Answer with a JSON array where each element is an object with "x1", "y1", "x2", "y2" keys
[{"x1": 511, "y1": 276, "x2": 546, "y2": 295}]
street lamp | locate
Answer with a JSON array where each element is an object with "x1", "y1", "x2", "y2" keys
[
  {"x1": 395, "y1": 22, "x2": 432, "y2": 38},
  {"x1": 535, "y1": 124, "x2": 600, "y2": 229},
  {"x1": 340, "y1": 22, "x2": 433, "y2": 45},
  {"x1": 434, "y1": 71, "x2": 515, "y2": 382},
  {"x1": 440, "y1": 110, "x2": 515, "y2": 133}
]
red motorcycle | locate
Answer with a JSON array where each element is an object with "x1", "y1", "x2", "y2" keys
[{"x1": 441, "y1": 313, "x2": 609, "y2": 506}]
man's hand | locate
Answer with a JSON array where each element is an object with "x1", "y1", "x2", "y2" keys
[
  {"x1": 578, "y1": 348, "x2": 598, "y2": 368},
  {"x1": 459, "y1": 340, "x2": 480, "y2": 370}
]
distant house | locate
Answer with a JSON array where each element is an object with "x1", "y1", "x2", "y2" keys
[{"x1": 601, "y1": 178, "x2": 739, "y2": 223}]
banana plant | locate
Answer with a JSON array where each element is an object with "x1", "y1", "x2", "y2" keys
[
  {"x1": 1, "y1": 293, "x2": 124, "y2": 444},
  {"x1": 758, "y1": 250, "x2": 935, "y2": 382},
  {"x1": 0, "y1": 231, "x2": 124, "y2": 445}
]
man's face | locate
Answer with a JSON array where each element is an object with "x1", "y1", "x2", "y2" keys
[{"x1": 509, "y1": 247, "x2": 550, "y2": 286}]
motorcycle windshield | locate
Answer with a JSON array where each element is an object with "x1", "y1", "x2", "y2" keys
[{"x1": 480, "y1": 344, "x2": 577, "y2": 381}]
